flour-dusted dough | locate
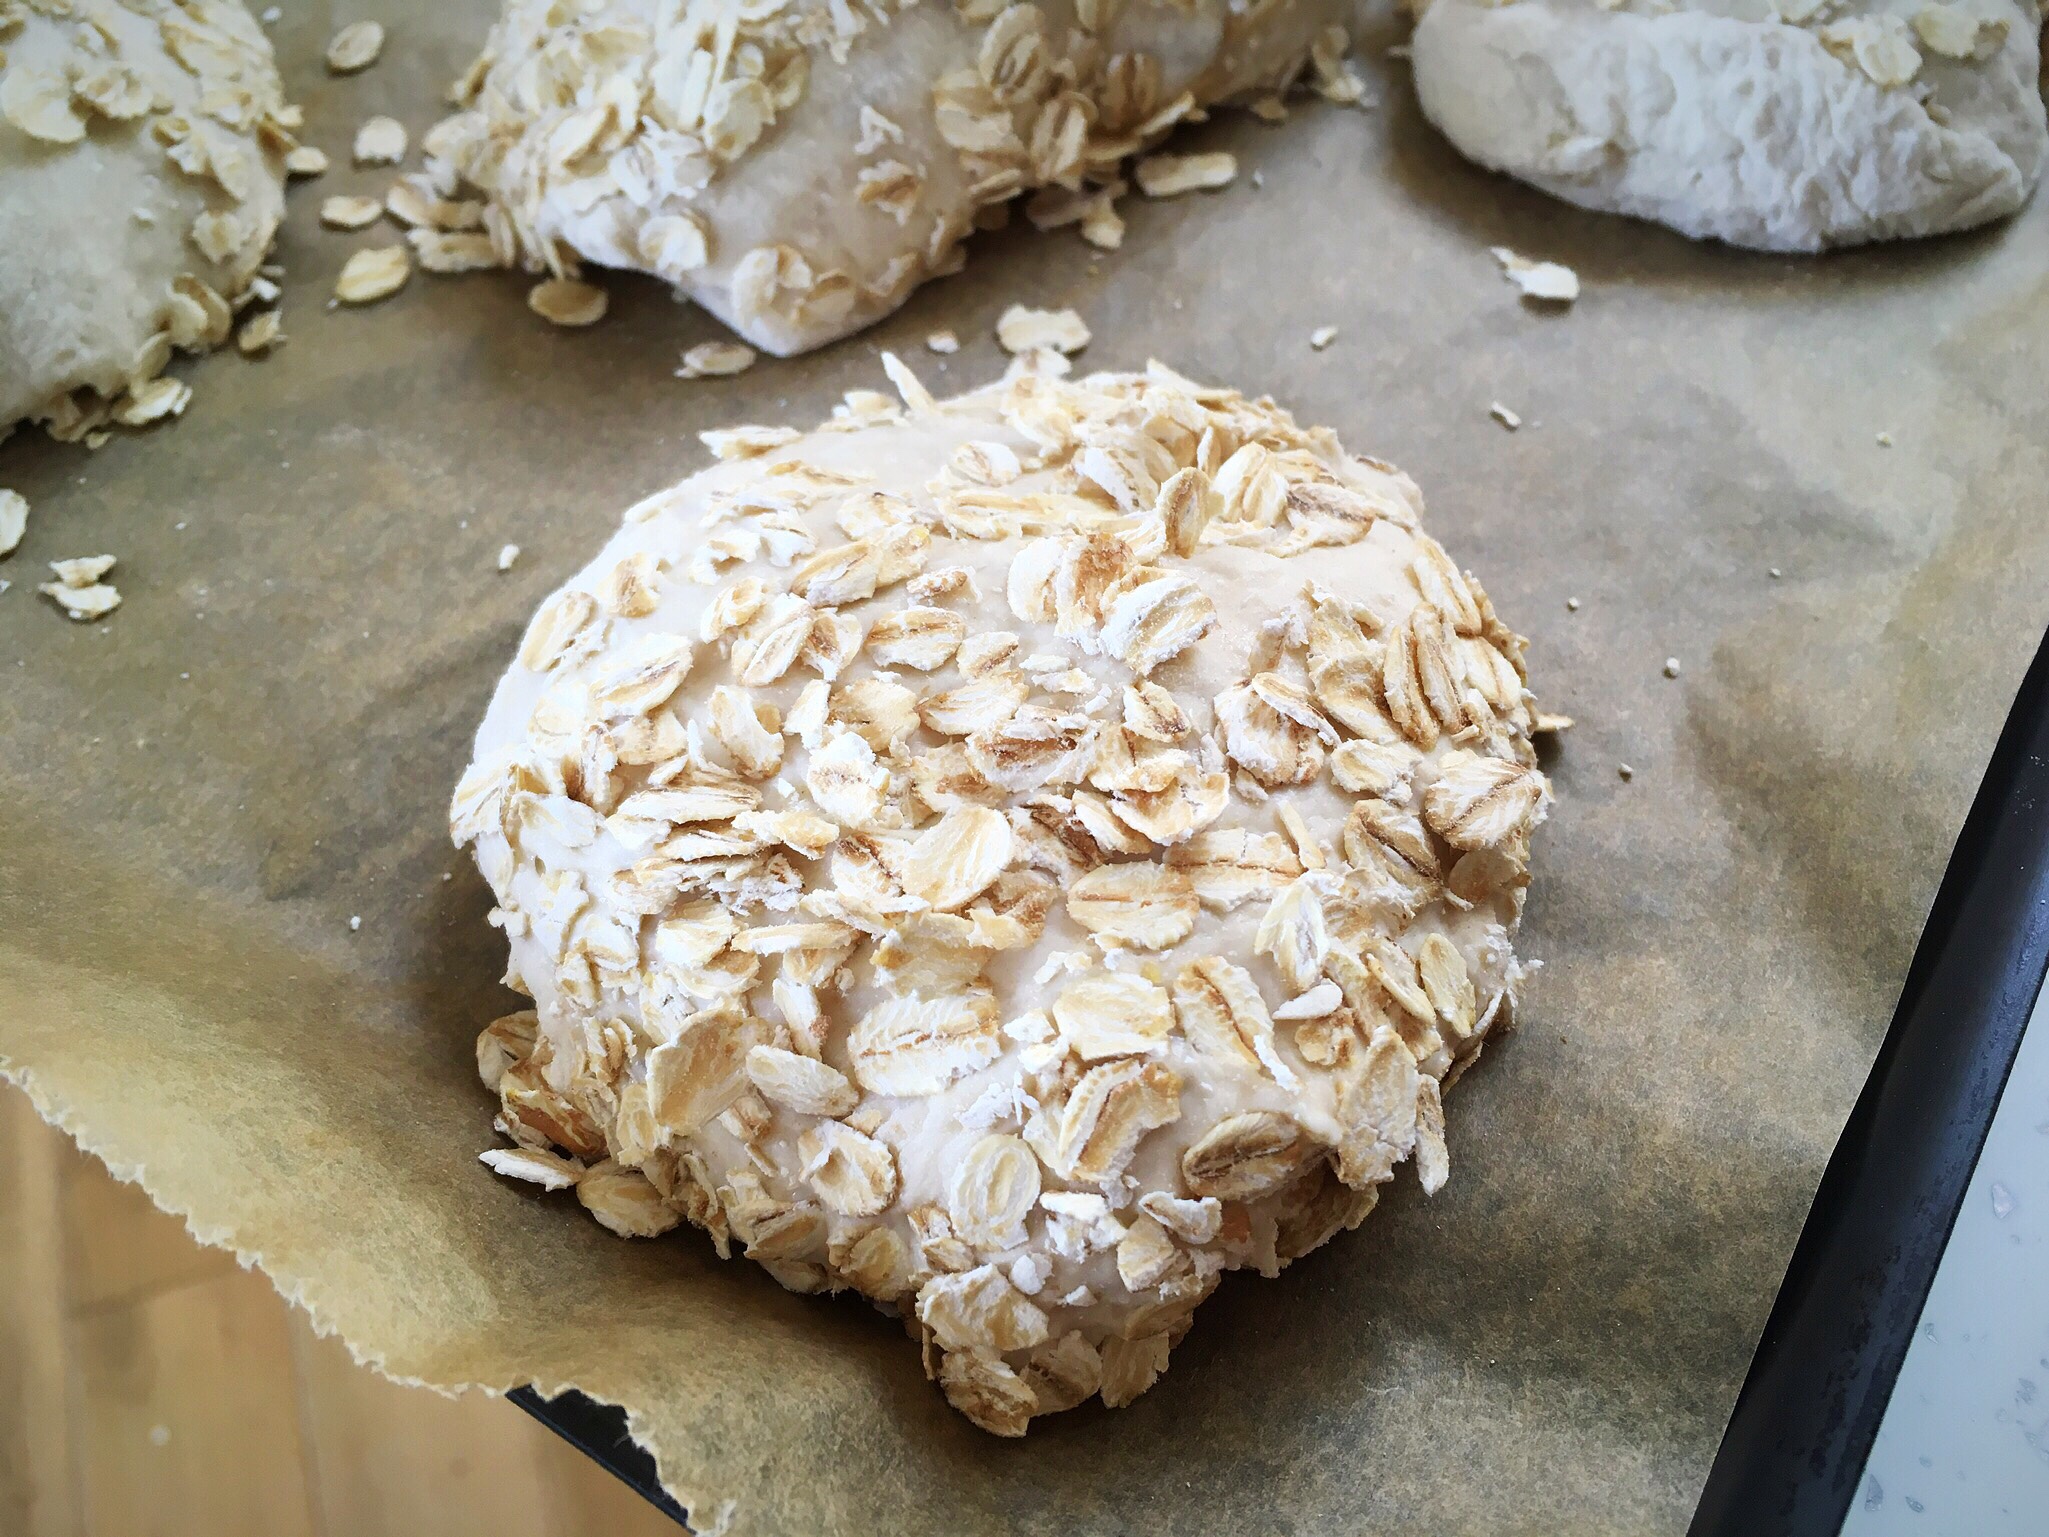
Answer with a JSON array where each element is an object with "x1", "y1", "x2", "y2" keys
[
  {"x1": 0, "y1": 0, "x2": 295, "y2": 442},
  {"x1": 453, "y1": 354, "x2": 1553, "y2": 1432},
  {"x1": 1410, "y1": 0, "x2": 2048, "y2": 252},
  {"x1": 416, "y1": 0, "x2": 1356, "y2": 354}
]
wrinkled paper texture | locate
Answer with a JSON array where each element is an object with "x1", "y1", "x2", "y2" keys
[{"x1": 5, "y1": 3, "x2": 2048, "y2": 1532}]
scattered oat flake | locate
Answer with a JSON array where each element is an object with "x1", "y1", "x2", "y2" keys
[
  {"x1": 114, "y1": 377, "x2": 190, "y2": 427},
  {"x1": 284, "y1": 145, "x2": 329, "y2": 178},
  {"x1": 410, "y1": 230, "x2": 499, "y2": 274},
  {"x1": 880, "y1": 350, "x2": 937, "y2": 413},
  {"x1": 40, "y1": 556, "x2": 120, "y2": 620},
  {"x1": 326, "y1": 21, "x2": 385, "y2": 73},
  {"x1": 1491, "y1": 247, "x2": 1579, "y2": 303},
  {"x1": 1310, "y1": 326, "x2": 1337, "y2": 351},
  {"x1": 335, "y1": 246, "x2": 410, "y2": 304},
  {"x1": 237, "y1": 310, "x2": 284, "y2": 356},
  {"x1": 0, "y1": 490, "x2": 26, "y2": 558},
  {"x1": 1135, "y1": 152, "x2": 1237, "y2": 198},
  {"x1": 497, "y1": 543, "x2": 521, "y2": 572},
  {"x1": 677, "y1": 340, "x2": 756, "y2": 378},
  {"x1": 353, "y1": 115, "x2": 407, "y2": 167},
  {"x1": 480, "y1": 1146, "x2": 583, "y2": 1190},
  {"x1": 40, "y1": 581, "x2": 118, "y2": 620},
  {"x1": 927, "y1": 329, "x2": 960, "y2": 355},
  {"x1": 1081, "y1": 199, "x2": 1124, "y2": 250},
  {"x1": 387, "y1": 180, "x2": 483, "y2": 231},
  {"x1": 529, "y1": 278, "x2": 608, "y2": 327},
  {"x1": 320, "y1": 195, "x2": 384, "y2": 230},
  {"x1": 995, "y1": 304, "x2": 1090, "y2": 355},
  {"x1": 1490, "y1": 402, "x2": 1522, "y2": 430}
]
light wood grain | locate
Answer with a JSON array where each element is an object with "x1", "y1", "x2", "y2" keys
[
  {"x1": 290, "y1": 1320, "x2": 682, "y2": 1537},
  {"x1": 62, "y1": 1146, "x2": 232, "y2": 1313},
  {"x1": 71, "y1": 1266, "x2": 320, "y2": 1537},
  {"x1": 292, "y1": 1322, "x2": 546, "y2": 1537},
  {"x1": 0, "y1": 1085, "x2": 84, "y2": 1537},
  {"x1": 0, "y1": 1083, "x2": 686, "y2": 1537}
]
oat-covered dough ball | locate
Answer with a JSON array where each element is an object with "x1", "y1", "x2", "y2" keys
[
  {"x1": 419, "y1": 0, "x2": 1356, "y2": 354},
  {"x1": 1410, "y1": 0, "x2": 2046, "y2": 252},
  {"x1": 454, "y1": 355, "x2": 1552, "y2": 1433},
  {"x1": 0, "y1": 0, "x2": 294, "y2": 441}
]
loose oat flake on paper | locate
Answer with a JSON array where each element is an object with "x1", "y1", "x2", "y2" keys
[
  {"x1": 1491, "y1": 247, "x2": 1580, "y2": 304},
  {"x1": 326, "y1": 20, "x2": 386, "y2": 74}
]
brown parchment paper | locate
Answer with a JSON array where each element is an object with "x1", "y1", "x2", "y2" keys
[{"x1": 6, "y1": 3, "x2": 2049, "y2": 1531}]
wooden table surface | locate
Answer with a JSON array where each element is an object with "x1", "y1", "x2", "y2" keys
[{"x1": 0, "y1": 1083, "x2": 684, "y2": 1537}]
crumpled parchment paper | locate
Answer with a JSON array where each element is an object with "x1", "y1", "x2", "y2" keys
[{"x1": 4, "y1": 3, "x2": 2048, "y2": 1532}]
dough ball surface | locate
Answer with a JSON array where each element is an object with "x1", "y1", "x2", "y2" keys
[{"x1": 455, "y1": 354, "x2": 1553, "y2": 1433}]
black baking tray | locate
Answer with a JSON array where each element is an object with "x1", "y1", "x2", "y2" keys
[
  {"x1": 511, "y1": 1383, "x2": 691, "y2": 1527},
  {"x1": 519, "y1": 632, "x2": 2049, "y2": 1535}
]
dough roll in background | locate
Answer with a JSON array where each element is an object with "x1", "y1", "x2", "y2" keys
[
  {"x1": 5, "y1": 1, "x2": 2049, "y2": 1531},
  {"x1": 417, "y1": 0, "x2": 1364, "y2": 355},
  {"x1": 1409, "y1": 0, "x2": 2048, "y2": 252},
  {"x1": 0, "y1": 0, "x2": 297, "y2": 442}
]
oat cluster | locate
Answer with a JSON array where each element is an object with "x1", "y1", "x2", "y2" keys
[
  {"x1": 1813, "y1": 0, "x2": 2015, "y2": 86},
  {"x1": 404, "y1": 0, "x2": 1367, "y2": 353},
  {"x1": 453, "y1": 355, "x2": 1552, "y2": 1434},
  {"x1": 0, "y1": 0, "x2": 298, "y2": 442}
]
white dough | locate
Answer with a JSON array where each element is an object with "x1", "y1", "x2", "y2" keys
[
  {"x1": 1410, "y1": 0, "x2": 2048, "y2": 251},
  {"x1": 454, "y1": 357, "x2": 1554, "y2": 1433},
  {"x1": 419, "y1": 0, "x2": 1358, "y2": 354},
  {"x1": 0, "y1": 0, "x2": 293, "y2": 441}
]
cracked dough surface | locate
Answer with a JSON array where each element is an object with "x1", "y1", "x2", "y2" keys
[
  {"x1": 0, "y1": 0, "x2": 291, "y2": 440},
  {"x1": 1410, "y1": 0, "x2": 2048, "y2": 251},
  {"x1": 420, "y1": 0, "x2": 1354, "y2": 354},
  {"x1": 454, "y1": 354, "x2": 1552, "y2": 1433}
]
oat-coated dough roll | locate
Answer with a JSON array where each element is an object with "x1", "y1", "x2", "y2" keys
[
  {"x1": 420, "y1": 0, "x2": 1358, "y2": 354},
  {"x1": 453, "y1": 354, "x2": 1552, "y2": 1433},
  {"x1": 0, "y1": 0, "x2": 294, "y2": 441}
]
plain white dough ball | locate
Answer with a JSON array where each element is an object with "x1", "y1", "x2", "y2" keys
[
  {"x1": 417, "y1": 0, "x2": 1359, "y2": 354},
  {"x1": 0, "y1": 0, "x2": 293, "y2": 440},
  {"x1": 454, "y1": 354, "x2": 1554, "y2": 1434},
  {"x1": 1410, "y1": 0, "x2": 2048, "y2": 251}
]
